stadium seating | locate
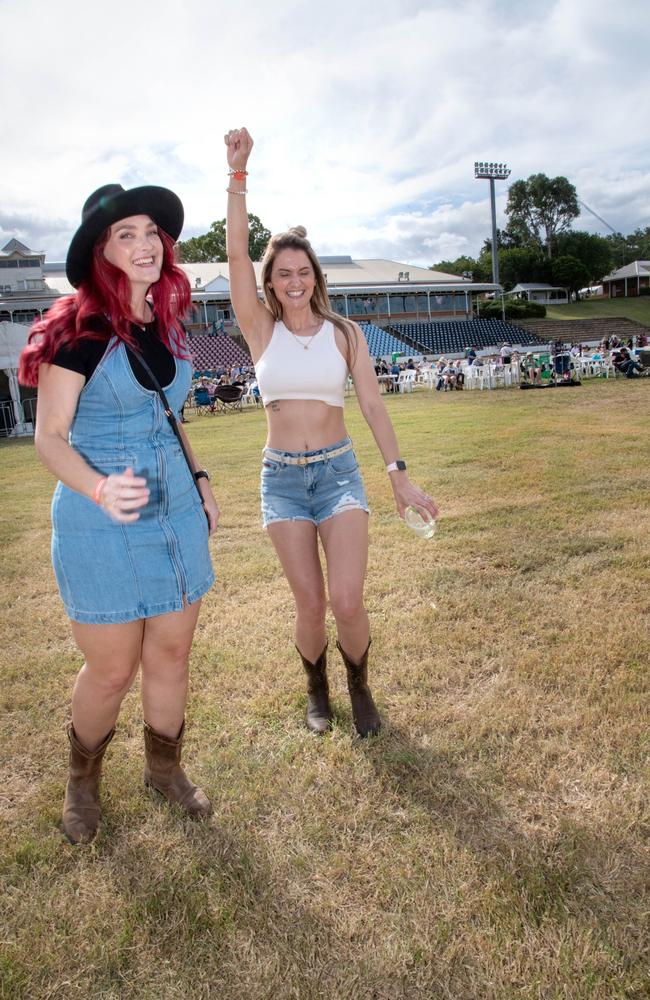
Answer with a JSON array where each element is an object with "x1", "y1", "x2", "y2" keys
[
  {"x1": 387, "y1": 319, "x2": 547, "y2": 356},
  {"x1": 359, "y1": 323, "x2": 419, "y2": 359},
  {"x1": 189, "y1": 334, "x2": 251, "y2": 371}
]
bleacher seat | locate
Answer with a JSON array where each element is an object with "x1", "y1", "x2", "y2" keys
[
  {"x1": 386, "y1": 319, "x2": 547, "y2": 356},
  {"x1": 359, "y1": 323, "x2": 419, "y2": 359},
  {"x1": 189, "y1": 335, "x2": 251, "y2": 371}
]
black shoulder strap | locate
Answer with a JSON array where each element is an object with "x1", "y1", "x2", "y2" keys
[{"x1": 125, "y1": 346, "x2": 204, "y2": 502}]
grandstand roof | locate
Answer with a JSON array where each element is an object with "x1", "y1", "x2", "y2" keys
[
  {"x1": 37, "y1": 257, "x2": 476, "y2": 299},
  {"x1": 176, "y1": 257, "x2": 470, "y2": 290}
]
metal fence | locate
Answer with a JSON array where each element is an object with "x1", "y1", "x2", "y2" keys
[{"x1": 0, "y1": 397, "x2": 36, "y2": 437}]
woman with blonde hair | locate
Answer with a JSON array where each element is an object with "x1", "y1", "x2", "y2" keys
[{"x1": 224, "y1": 127, "x2": 438, "y2": 737}]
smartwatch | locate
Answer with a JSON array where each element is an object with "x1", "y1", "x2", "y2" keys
[
  {"x1": 386, "y1": 460, "x2": 407, "y2": 473},
  {"x1": 194, "y1": 470, "x2": 210, "y2": 482}
]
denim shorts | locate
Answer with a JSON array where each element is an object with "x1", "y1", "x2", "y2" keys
[{"x1": 260, "y1": 436, "x2": 369, "y2": 528}]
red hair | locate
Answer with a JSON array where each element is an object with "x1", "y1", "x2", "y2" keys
[{"x1": 19, "y1": 228, "x2": 191, "y2": 386}]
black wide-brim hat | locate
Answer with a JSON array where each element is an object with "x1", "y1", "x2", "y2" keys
[{"x1": 66, "y1": 183, "x2": 184, "y2": 288}]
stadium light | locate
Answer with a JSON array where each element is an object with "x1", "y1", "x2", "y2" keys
[{"x1": 474, "y1": 160, "x2": 511, "y2": 288}]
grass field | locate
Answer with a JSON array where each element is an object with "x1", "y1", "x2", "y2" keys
[
  {"x1": 545, "y1": 298, "x2": 650, "y2": 325},
  {"x1": 1, "y1": 382, "x2": 649, "y2": 1000}
]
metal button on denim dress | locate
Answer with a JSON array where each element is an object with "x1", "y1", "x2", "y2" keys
[{"x1": 51, "y1": 337, "x2": 214, "y2": 623}]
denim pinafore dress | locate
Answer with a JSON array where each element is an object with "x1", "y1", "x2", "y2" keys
[{"x1": 51, "y1": 337, "x2": 214, "y2": 623}]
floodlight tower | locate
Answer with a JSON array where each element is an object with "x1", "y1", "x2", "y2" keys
[{"x1": 474, "y1": 161, "x2": 511, "y2": 288}]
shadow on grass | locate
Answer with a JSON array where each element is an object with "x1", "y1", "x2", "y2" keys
[{"x1": 362, "y1": 724, "x2": 647, "y2": 960}]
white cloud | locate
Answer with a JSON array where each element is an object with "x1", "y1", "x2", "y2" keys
[{"x1": 2, "y1": 0, "x2": 648, "y2": 264}]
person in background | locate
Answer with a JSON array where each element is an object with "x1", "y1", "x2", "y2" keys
[
  {"x1": 224, "y1": 126, "x2": 437, "y2": 738},
  {"x1": 522, "y1": 352, "x2": 542, "y2": 385},
  {"x1": 389, "y1": 358, "x2": 401, "y2": 392},
  {"x1": 613, "y1": 347, "x2": 645, "y2": 378},
  {"x1": 19, "y1": 183, "x2": 219, "y2": 844}
]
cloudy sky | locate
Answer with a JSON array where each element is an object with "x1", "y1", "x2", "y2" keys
[{"x1": 2, "y1": 0, "x2": 648, "y2": 266}]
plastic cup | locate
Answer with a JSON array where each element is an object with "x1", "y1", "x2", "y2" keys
[{"x1": 404, "y1": 506, "x2": 437, "y2": 539}]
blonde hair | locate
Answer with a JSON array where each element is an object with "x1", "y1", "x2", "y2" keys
[{"x1": 260, "y1": 226, "x2": 357, "y2": 367}]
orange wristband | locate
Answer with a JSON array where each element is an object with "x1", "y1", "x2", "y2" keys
[{"x1": 92, "y1": 477, "x2": 108, "y2": 505}]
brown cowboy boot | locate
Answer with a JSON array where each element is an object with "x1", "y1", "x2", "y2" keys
[
  {"x1": 336, "y1": 638, "x2": 381, "y2": 737},
  {"x1": 295, "y1": 643, "x2": 333, "y2": 734},
  {"x1": 62, "y1": 723, "x2": 114, "y2": 845},
  {"x1": 143, "y1": 721, "x2": 212, "y2": 817}
]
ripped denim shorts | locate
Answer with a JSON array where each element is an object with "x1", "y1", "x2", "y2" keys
[{"x1": 260, "y1": 436, "x2": 370, "y2": 528}]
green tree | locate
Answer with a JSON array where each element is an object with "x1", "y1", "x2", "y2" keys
[
  {"x1": 552, "y1": 255, "x2": 590, "y2": 300},
  {"x1": 505, "y1": 174, "x2": 580, "y2": 258},
  {"x1": 605, "y1": 227, "x2": 650, "y2": 269},
  {"x1": 554, "y1": 230, "x2": 612, "y2": 282},
  {"x1": 496, "y1": 247, "x2": 550, "y2": 289},
  {"x1": 177, "y1": 213, "x2": 271, "y2": 262},
  {"x1": 430, "y1": 255, "x2": 479, "y2": 278},
  {"x1": 481, "y1": 228, "x2": 523, "y2": 254}
]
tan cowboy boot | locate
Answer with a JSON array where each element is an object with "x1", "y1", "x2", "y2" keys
[
  {"x1": 336, "y1": 638, "x2": 381, "y2": 737},
  {"x1": 295, "y1": 643, "x2": 333, "y2": 734},
  {"x1": 143, "y1": 721, "x2": 212, "y2": 817},
  {"x1": 62, "y1": 723, "x2": 114, "y2": 844}
]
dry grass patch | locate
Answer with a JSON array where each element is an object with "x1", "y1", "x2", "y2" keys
[{"x1": 1, "y1": 381, "x2": 649, "y2": 999}]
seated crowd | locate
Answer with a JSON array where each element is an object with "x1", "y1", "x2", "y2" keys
[{"x1": 188, "y1": 329, "x2": 649, "y2": 415}]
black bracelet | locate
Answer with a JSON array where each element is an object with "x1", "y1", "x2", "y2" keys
[{"x1": 194, "y1": 470, "x2": 210, "y2": 482}]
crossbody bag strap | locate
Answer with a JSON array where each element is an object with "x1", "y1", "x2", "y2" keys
[{"x1": 125, "y1": 346, "x2": 204, "y2": 503}]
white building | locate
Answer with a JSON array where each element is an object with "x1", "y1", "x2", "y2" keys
[{"x1": 0, "y1": 242, "x2": 501, "y2": 329}]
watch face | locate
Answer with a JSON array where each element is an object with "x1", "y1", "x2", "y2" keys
[{"x1": 396, "y1": 460, "x2": 407, "y2": 471}]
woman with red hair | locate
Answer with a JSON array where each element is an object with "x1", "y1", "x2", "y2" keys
[{"x1": 20, "y1": 184, "x2": 218, "y2": 843}]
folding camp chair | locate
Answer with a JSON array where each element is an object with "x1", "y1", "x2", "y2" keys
[
  {"x1": 193, "y1": 387, "x2": 213, "y2": 414},
  {"x1": 213, "y1": 385, "x2": 244, "y2": 413}
]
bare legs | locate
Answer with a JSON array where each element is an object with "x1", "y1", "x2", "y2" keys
[
  {"x1": 266, "y1": 520, "x2": 328, "y2": 662},
  {"x1": 318, "y1": 510, "x2": 369, "y2": 662},
  {"x1": 267, "y1": 509, "x2": 370, "y2": 659},
  {"x1": 64, "y1": 601, "x2": 207, "y2": 840},
  {"x1": 70, "y1": 620, "x2": 143, "y2": 750},
  {"x1": 70, "y1": 601, "x2": 202, "y2": 750},
  {"x1": 140, "y1": 601, "x2": 202, "y2": 737},
  {"x1": 268, "y1": 510, "x2": 378, "y2": 734}
]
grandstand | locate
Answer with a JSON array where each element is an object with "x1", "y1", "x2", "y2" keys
[
  {"x1": 188, "y1": 334, "x2": 251, "y2": 372},
  {"x1": 186, "y1": 320, "x2": 549, "y2": 374},
  {"x1": 388, "y1": 319, "x2": 548, "y2": 356},
  {"x1": 359, "y1": 322, "x2": 419, "y2": 358}
]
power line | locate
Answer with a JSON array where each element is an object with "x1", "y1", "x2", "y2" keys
[{"x1": 578, "y1": 200, "x2": 619, "y2": 236}]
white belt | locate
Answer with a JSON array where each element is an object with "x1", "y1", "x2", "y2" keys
[{"x1": 263, "y1": 441, "x2": 353, "y2": 467}]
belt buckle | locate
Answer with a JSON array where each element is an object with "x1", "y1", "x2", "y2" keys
[{"x1": 297, "y1": 455, "x2": 308, "y2": 466}]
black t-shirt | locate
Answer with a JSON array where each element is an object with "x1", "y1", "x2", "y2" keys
[{"x1": 51, "y1": 318, "x2": 177, "y2": 390}]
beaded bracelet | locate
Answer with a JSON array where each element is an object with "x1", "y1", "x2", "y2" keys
[
  {"x1": 226, "y1": 188, "x2": 248, "y2": 195},
  {"x1": 228, "y1": 169, "x2": 248, "y2": 180},
  {"x1": 92, "y1": 477, "x2": 108, "y2": 506}
]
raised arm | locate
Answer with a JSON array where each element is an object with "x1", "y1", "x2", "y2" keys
[{"x1": 224, "y1": 128, "x2": 270, "y2": 352}]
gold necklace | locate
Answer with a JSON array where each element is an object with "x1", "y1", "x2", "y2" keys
[{"x1": 286, "y1": 321, "x2": 322, "y2": 351}]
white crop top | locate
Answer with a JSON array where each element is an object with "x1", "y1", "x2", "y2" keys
[{"x1": 255, "y1": 319, "x2": 348, "y2": 407}]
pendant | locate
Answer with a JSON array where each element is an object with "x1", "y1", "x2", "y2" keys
[{"x1": 304, "y1": 345, "x2": 309, "y2": 350}]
